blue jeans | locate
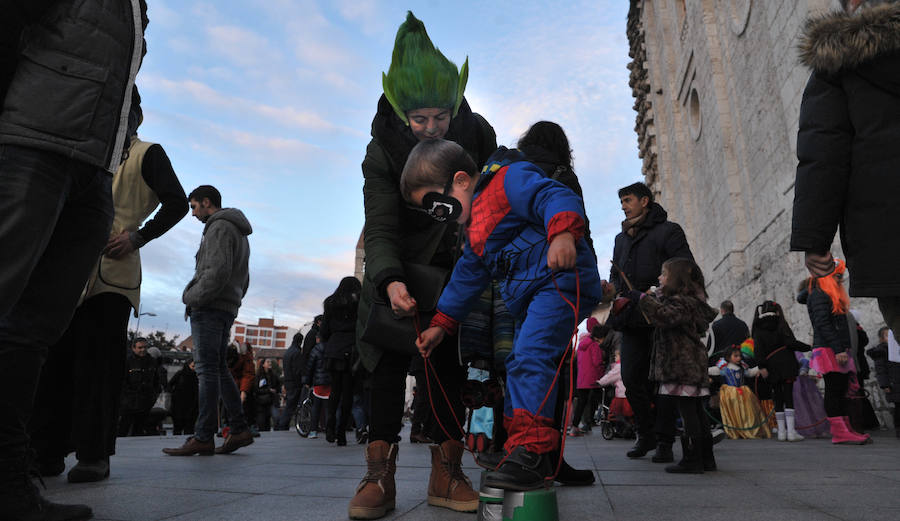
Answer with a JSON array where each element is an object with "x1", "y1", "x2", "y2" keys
[
  {"x1": 0, "y1": 145, "x2": 112, "y2": 459},
  {"x1": 191, "y1": 308, "x2": 247, "y2": 442}
]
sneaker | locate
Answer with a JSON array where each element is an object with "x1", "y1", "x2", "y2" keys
[
  {"x1": 711, "y1": 427, "x2": 726, "y2": 445},
  {"x1": 309, "y1": 431, "x2": 318, "y2": 439},
  {"x1": 567, "y1": 426, "x2": 585, "y2": 437}
]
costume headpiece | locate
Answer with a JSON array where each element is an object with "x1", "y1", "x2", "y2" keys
[{"x1": 382, "y1": 11, "x2": 468, "y2": 125}]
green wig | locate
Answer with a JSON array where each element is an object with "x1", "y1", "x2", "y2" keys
[{"x1": 382, "y1": 11, "x2": 468, "y2": 125}]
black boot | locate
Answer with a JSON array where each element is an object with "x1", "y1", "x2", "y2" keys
[
  {"x1": 701, "y1": 434, "x2": 717, "y2": 471},
  {"x1": 626, "y1": 432, "x2": 656, "y2": 459},
  {"x1": 665, "y1": 437, "x2": 703, "y2": 474},
  {"x1": 552, "y1": 452, "x2": 595, "y2": 486},
  {"x1": 483, "y1": 446, "x2": 553, "y2": 491},
  {"x1": 650, "y1": 442, "x2": 674, "y2": 463},
  {"x1": 1, "y1": 453, "x2": 93, "y2": 521}
]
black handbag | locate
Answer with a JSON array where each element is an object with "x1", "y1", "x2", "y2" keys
[{"x1": 361, "y1": 262, "x2": 450, "y2": 355}]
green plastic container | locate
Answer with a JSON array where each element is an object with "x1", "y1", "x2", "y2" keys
[{"x1": 501, "y1": 489, "x2": 558, "y2": 521}]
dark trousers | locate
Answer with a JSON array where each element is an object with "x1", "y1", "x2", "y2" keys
[
  {"x1": 0, "y1": 145, "x2": 113, "y2": 461},
  {"x1": 327, "y1": 369, "x2": 353, "y2": 439},
  {"x1": 276, "y1": 383, "x2": 302, "y2": 430},
  {"x1": 410, "y1": 372, "x2": 433, "y2": 434},
  {"x1": 310, "y1": 395, "x2": 327, "y2": 432},
  {"x1": 620, "y1": 328, "x2": 676, "y2": 442},
  {"x1": 675, "y1": 396, "x2": 708, "y2": 438},
  {"x1": 30, "y1": 293, "x2": 131, "y2": 461},
  {"x1": 571, "y1": 388, "x2": 599, "y2": 428},
  {"x1": 771, "y1": 380, "x2": 795, "y2": 411},
  {"x1": 117, "y1": 409, "x2": 150, "y2": 437},
  {"x1": 824, "y1": 372, "x2": 850, "y2": 417},
  {"x1": 191, "y1": 309, "x2": 246, "y2": 441},
  {"x1": 368, "y1": 338, "x2": 465, "y2": 444}
]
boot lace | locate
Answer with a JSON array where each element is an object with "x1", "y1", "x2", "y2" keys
[
  {"x1": 360, "y1": 458, "x2": 388, "y2": 486},
  {"x1": 446, "y1": 460, "x2": 471, "y2": 487}
]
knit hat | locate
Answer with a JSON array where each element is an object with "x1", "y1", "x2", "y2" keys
[{"x1": 382, "y1": 11, "x2": 468, "y2": 125}]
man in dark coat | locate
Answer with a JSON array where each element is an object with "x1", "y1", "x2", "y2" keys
[
  {"x1": 609, "y1": 182, "x2": 693, "y2": 462},
  {"x1": 117, "y1": 339, "x2": 160, "y2": 437},
  {"x1": 275, "y1": 332, "x2": 304, "y2": 430},
  {"x1": 791, "y1": 1, "x2": 900, "y2": 334},
  {"x1": 867, "y1": 327, "x2": 900, "y2": 438},
  {"x1": 0, "y1": 2, "x2": 147, "y2": 518},
  {"x1": 709, "y1": 300, "x2": 750, "y2": 357}
]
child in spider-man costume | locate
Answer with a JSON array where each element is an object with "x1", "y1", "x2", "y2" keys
[{"x1": 402, "y1": 139, "x2": 602, "y2": 491}]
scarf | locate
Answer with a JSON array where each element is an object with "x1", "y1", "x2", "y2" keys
[{"x1": 622, "y1": 208, "x2": 649, "y2": 237}]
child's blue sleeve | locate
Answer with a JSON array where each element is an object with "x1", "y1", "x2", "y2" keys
[
  {"x1": 432, "y1": 246, "x2": 492, "y2": 333},
  {"x1": 504, "y1": 163, "x2": 586, "y2": 241}
]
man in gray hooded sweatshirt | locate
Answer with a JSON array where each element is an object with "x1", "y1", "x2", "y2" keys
[{"x1": 163, "y1": 185, "x2": 254, "y2": 456}]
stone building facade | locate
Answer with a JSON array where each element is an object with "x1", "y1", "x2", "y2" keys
[{"x1": 625, "y1": 0, "x2": 885, "y2": 342}]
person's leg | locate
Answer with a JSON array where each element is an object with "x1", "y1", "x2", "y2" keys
[
  {"x1": 651, "y1": 394, "x2": 677, "y2": 462},
  {"x1": 570, "y1": 389, "x2": 589, "y2": 430},
  {"x1": 276, "y1": 384, "x2": 301, "y2": 430},
  {"x1": 309, "y1": 396, "x2": 323, "y2": 437},
  {"x1": 823, "y1": 373, "x2": 849, "y2": 418},
  {"x1": 337, "y1": 371, "x2": 354, "y2": 444},
  {"x1": 70, "y1": 294, "x2": 130, "y2": 465},
  {"x1": 326, "y1": 369, "x2": 341, "y2": 442},
  {"x1": 0, "y1": 146, "x2": 111, "y2": 518},
  {"x1": 620, "y1": 328, "x2": 656, "y2": 456},
  {"x1": 877, "y1": 297, "x2": 900, "y2": 337},
  {"x1": 667, "y1": 397, "x2": 704, "y2": 474}
]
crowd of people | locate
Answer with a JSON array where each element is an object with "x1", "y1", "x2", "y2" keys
[{"x1": 2, "y1": 2, "x2": 899, "y2": 521}]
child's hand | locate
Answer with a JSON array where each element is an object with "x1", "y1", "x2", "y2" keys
[
  {"x1": 416, "y1": 326, "x2": 445, "y2": 358},
  {"x1": 836, "y1": 352, "x2": 849, "y2": 365},
  {"x1": 548, "y1": 232, "x2": 576, "y2": 271}
]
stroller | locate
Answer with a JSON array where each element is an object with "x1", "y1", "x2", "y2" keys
[{"x1": 595, "y1": 386, "x2": 635, "y2": 440}]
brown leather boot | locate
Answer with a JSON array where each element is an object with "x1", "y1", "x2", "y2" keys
[
  {"x1": 215, "y1": 429, "x2": 254, "y2": 454},
  {"x1": 427, "y1": 440, "x2": 479, "y2": 512},
  {"x1": 348, "y1": 441, "x2": 398, "y2": 520},
  {"x1": 162, "y1": 436, "x2": 214, "y2": 456}
]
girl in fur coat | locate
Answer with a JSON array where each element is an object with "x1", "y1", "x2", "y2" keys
[{"x1": 631, "y1": 258, "x2": 718, "y2": 473}]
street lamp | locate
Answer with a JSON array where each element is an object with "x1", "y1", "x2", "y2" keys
[{"x1": 132, "y1": 304, "x2": 156, "y2": 347}]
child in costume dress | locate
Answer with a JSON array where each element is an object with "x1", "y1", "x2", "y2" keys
[
  {"x1": 799, "y1": 260, "x2": 871, "y2": 444},
  {"x1": 708, "y1": 346, "x2": 772, "y2": 439},
  {"x1": 407, "y1": 139, "x2": 602, "y2": 491},
  {"x1": 752, "y1": 300, "x2": 811, "y2": 441},
  {"x1": 629, "y1": 258, "x2": 718, "y2": 473},
  {"x1": 792, "y1": 353, "x2": 831, "y2": 438}
]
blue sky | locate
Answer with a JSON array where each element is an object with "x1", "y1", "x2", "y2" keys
[{"x1": 133, "y1": 0, "x2": 642, "y2": 341}]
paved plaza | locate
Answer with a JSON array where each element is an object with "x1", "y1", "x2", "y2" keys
[{"x1": 42, "y1": 426, "x2": 900, "y2": 521}]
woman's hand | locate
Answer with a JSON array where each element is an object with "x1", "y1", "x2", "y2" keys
[
  {"x1": 416, "y1": 326, "x2": 445, "y2": 358},
  {"x1": 836, "y1": 352, "x2": 849, "y2": 365},
  {"x1": 548, "y1": 232, "x2": 576, "y2": 271},
  {"x1": 386, "y1": 281, "x2": 417, "y2": 317}
]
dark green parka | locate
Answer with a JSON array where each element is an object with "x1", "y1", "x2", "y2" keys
[{"x1": 356, "y1": 95, "x2": 496, "y2": 371}]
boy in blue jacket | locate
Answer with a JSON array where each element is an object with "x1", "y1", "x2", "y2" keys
[{"x1": 401, "y1": 139, "x2": 601, "y2": 491}]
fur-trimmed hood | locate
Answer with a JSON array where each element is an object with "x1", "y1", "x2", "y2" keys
[{"x1": 799, "y1": 3, "x2": 900, "y2": 74}]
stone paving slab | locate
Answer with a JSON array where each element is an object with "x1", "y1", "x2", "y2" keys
[{"x1": 40, "y1": 427, "x2": 900, "y2": 521}]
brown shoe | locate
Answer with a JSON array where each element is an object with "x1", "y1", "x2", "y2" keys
[
  {"x1": 215, "y1": 429, "x2": 254, "y2": 454},
  {"x1": 427, "y1": 440, "x2": 478, "y2": 512},
  {"x1": 348, "y1": 441, "x2": 398, "y2": 520},
  {"x1": 162, "y1": 436, "x2": 214, "y2": 456}
]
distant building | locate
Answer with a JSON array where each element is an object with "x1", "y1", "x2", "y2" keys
[{"x1": 232, "y1": 317, "x2": 297, "y2": 349}]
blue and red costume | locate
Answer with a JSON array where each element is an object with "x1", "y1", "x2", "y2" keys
[{"x1": 430, "y1": 147, "x2": 601, "y2": 454}]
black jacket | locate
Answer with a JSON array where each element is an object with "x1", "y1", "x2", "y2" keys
[
  {"x1": 322, "y1": 296, "x2": 358, "y2": 362},
  {"x1": 304, "y1": 342, "x2": 331, "y2": 387},
  {"x1": 0, "y1": 0, "x2": 147, "y2": 172},
  {"x1": 710, "y1": 314, "x2": 750, "y2": 356},
  {"x1": 791, "y1": 4, "x2": 900, "y2": 297},
  {"x1": 300, "y1": 323, "x2": 320, "y2": 379},
  {"x1": 867, "y1": 343, "x2": 900, "y2": 402},
  {"x1": 167, "y1": 365, "x2": 198, "y2": 417},
  {"x1": 254, "y1": 369, "x2": 281, "y2": 407},
  {"x1": 610, "y1": 202, "x2": 693, "y2": 295},
  {"x1": 282, "y1": 340, "x2": 303, "y2": 386},
  {"x1": 752, "y1": 317, "x2": 810, "y2": 383},
  {"x1": 121, "y1": 352, "x2": 159, "y2": 414},
  {"x1": 802, "y1": 287, "x2": 851, "y2": 354}
]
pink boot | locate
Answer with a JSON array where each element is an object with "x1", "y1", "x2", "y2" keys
[
  {"x1": 842, "y1": 416, "x2": 871, "y2": 441},
  {"x1": 827, "y1": 417, "x2": 870, "y2": 445}
]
